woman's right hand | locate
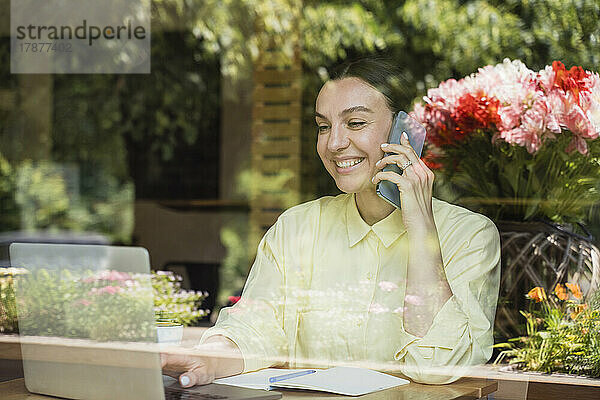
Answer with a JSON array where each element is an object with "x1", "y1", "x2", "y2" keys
[
  {"x1": 161, "y1": 352, "x2": 217, "y2": 387},
  {"x1": 161, "y1": 335, "x2": 244, "y2": 388}
]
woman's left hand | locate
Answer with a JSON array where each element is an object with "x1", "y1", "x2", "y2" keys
[
  {"x1": 372, "y1": 132, "x2": 451, "y2": 337},
  {"x1": 371, "y1": 132, "x2": 435, "y2": 232}
]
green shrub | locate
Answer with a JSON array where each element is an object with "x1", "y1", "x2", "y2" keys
[
  {"x1": 0, "y1": 269, "x2": 21, "y2": 333},
  {"x1": 495, "y1": 284, "x2": 600, "y2": 377},
  {"x1": 0, "y1": 268, "x2": 208, "y2": 338},
  {"x1": 152, "y1": 270, "x2": 209, "y2": 326}
]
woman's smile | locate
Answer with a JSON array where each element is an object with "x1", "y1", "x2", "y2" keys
[{"x1": 334, "y1": 157, "x2": 366, "y2": 173}]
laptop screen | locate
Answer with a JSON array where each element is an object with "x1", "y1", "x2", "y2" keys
[{"x1": 9, "y1": 243, "x2": 167, "y2": 400}]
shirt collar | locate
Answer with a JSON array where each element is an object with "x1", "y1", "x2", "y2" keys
[{"x1": 345, "y1": 193, "x2": 407, "y2": 248}]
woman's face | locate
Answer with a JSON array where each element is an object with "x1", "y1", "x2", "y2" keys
[{"x1": 315, "y1": 77, "x2": 394, "y2": 194}]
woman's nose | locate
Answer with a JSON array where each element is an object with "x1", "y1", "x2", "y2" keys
[{"x1": 327, "y1": 124, "x2": 350, "y2": 152}]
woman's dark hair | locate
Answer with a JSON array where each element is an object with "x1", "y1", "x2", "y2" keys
[{"x1": 330, "y1": 57, "x2": 408, "y2": 113}]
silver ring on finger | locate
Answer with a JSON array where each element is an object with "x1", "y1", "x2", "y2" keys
[{"x1": 399, "y1": 160, "x2": 413, "y2": 170}]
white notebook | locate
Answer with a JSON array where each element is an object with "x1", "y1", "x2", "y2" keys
[{"x1": 214, "y1": 366, "x2": 409, "y2": 396}]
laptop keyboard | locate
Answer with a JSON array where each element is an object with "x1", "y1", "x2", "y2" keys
[{"x1": 164, "y1": 386, "x2": 228, "y2": 399}]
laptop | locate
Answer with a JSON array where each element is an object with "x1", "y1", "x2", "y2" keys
[{"x1": 9, "y1": 242, "x2": 281, "y2": 400}]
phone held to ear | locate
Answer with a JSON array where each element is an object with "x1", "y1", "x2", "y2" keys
[{"x1": 376, "y1": 111, "x2": 427, "y2": 209}]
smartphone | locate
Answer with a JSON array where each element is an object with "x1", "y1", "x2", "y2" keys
[{"x1": 376, "y1": 111, "x2": 427, "y2": 209}]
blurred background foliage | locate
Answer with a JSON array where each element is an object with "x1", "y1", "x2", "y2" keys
[{"x1": 0, "y1": 0, "x2": 599, "y2": 298}]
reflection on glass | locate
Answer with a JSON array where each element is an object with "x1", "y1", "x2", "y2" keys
[
  {"x1": 12, "y1": 244, "x2": 157, "y2": 344},
  {"x1": 17, "y1": 269, "x2": 154, "y2": 342}
]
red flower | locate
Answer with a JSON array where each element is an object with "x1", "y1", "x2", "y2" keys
[
  {"x1": 422, "y1": 145, "x2": 444, "y2": 169},
  {"x1": 551, "y1": 61, "x2": 590, "y2": 104},
  {"x1": 452, "y1": 93, "x2": 501, "y2": 137},
  {"x1": 423, "y1": 154, "x2": 443, "y2": 170},
  {"x1": 420, "y1": 105, "x2": 457, "y2": 147}
]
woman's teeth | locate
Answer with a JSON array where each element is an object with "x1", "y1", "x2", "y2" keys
[{"x1": 335, "y1": 158, "x2": 364, "y2": 168}]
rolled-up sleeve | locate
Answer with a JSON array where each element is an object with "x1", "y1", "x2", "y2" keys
[
  {"x1": 200, "y1": 219, "x2": 288, "y2": 372},
  {"x1": 394, "y1": 219, "x2": 501, "y2": 384}
]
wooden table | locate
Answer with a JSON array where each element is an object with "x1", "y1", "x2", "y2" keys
[
  {"x1": 0, "y1": 377, "x2": 496, "y2": 400},
  {"x1": 0, "y1": 329, "x2": 497, "y2": 399},
  {"x1": 467, "y1": 365, "x2": 600, "y2": 400}
]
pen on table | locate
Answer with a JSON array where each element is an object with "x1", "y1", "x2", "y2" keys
[{"x1": 269, "y1": 370, "x2": 317, "y2": 383}]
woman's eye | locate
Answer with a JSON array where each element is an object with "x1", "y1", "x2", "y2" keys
[
  {"x1": 347, "y1": 121, "x2": 367, "y2": 129},
  {"x1": 317, "y1": 125, "x2": 330, "y2": 133}
]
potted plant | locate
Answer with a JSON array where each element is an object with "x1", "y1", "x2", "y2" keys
[
  {"x1": 495, "y1": 283, "x2": 600, "y2": 377},
  {"x1": 413, "y1": 58, "x2": 600, "y2": 222},
  {"x1": 3, "y1": 268, "x2": 208, "y2": 343},
  {"x1": 155, "y1": 311, "x2": 184, "y2": 344},
  {"x1": 152, "y1": 270, "x2": 209, "y2": 344},
  {"x1": 412, "y1": 59, "x2": 600, "y2": 339},
  {"x1": 488, "y1": 285, "x2": 600, "y2": 398}
]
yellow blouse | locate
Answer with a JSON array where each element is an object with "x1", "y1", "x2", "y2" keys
[{"x1": 200, "y1": 193, "x2": 500, "y2": 384}]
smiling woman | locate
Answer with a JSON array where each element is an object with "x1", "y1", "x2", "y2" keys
[
  {"x1": 315, "y1": 76, "x2": 401, "y2": 225},
  {"x1": 161, "y1": 58, "x2": 501, "y2": 386}
]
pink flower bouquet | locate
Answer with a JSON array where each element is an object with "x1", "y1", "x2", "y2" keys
[{"x1": 413, "y1": 59, "x2": 600, "y2": 222}]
